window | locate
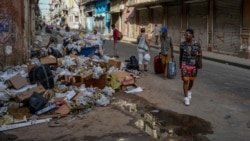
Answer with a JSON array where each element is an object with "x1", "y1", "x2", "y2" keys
[
  {"x1": 75, "y1": 16, "x2": 79, "y2": 22},
  {"x1": 70, "y1": 16, "x2": 73, "y2": 22}
]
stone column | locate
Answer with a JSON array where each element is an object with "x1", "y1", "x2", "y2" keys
[{"x1": 239, "y1": 0, "x2": 250, "y2": 59}]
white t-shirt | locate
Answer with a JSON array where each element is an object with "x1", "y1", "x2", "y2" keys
[{"x1": 153, "y1": 26, "x2": 160, "y2": 36}]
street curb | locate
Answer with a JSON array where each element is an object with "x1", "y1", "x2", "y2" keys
[
  {"x1": 130, "y1": 42, "x2": 250, "y2": 70},
  {"x1": 201, "y1": 56, "x2": 250, "y2": 70},
  {"x1": 105, "y1": 38, "x2": 250, "y2": 70}
]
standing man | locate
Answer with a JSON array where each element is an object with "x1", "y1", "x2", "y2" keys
[
  {"x1": 179, "y1": 28, "x2": 202, "y2": 106},
  {"x1": 160, "y1": 26, "x2": 174, "y2": 79},
  {"x1": 111, "y1": 24, "x2": 119, "y2": 58},
  {"x1": 152, "y1": 24, "x2": 160, "y2": 45}
]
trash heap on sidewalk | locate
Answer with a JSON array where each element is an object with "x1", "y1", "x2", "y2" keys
[{"x1": 0, "y1": 31, "x2": 141, "y2": 131}]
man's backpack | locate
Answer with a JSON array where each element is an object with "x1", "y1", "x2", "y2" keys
[
  {"x1": 118, "y1": 30, "x2": 123, "y2": 40},
  {"x1": 126, "y1": 56, "x2": 139, "y2": 70}
]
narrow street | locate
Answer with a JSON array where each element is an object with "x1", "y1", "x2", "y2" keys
[
  {"x1": 2, "y1": 31, "x2": 250, "y2": 141},
  {"x1": 1, "y1": 0, "x2": 250, "y2": 141}
]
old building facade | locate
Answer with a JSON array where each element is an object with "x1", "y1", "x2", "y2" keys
[
  {"x1": 45, "y1": 0, "x2": 250, "y2": 58},
  {"x1": 0, "y1": 0, "x2": 39, "y2": 68},
  {"x1": 124, "y1": 0, "x2": 250, "y2": 58}
]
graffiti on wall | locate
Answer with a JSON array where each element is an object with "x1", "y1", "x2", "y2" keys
[
  {"x1": 0, "y1": 13, "x2": 16, "y2": 46},
  {"x1": 0, "y1": 15, "x2": 9, "y2": 32}
]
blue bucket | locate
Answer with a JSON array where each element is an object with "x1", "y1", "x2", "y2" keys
[{"x1": 80, "y1": 46, "x2": 98, "y2": 57}]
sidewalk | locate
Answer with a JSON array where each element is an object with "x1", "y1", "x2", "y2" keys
[{"x1": 121, "y1": 36, "x2": 250, "y2": 70}]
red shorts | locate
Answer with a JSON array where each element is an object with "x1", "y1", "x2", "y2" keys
[{"x1": 181, "y1": 65, "x2": 197, "y2": 81}]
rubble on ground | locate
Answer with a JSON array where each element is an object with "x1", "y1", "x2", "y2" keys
[{"x1": 0, "y1": 31, "x2": 142, "y2": 131}]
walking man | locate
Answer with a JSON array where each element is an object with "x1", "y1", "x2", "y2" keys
[
  {"x1": 152, "y1": 24, "x2": 160, "y2": 45},
  {"x1": 160, "y1": 26, "x2": 174, "y2": 79},
  {"x1": 179, "y1": 28, "x2": 202, "y2": 106}
]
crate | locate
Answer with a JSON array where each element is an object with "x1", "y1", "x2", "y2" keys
[{"x1": 80, "y1": 46, "x2": 98, "y2": 57}]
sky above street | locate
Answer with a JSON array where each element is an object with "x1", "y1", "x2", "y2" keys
[{"x1": 39, "y1": 0, "x2": 50, "y2": 16}]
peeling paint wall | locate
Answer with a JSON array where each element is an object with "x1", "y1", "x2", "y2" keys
[{"x1": 0, "y1": 0, "x2": 27, "y2": 68}]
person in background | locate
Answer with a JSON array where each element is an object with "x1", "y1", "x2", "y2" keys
[
  {"x1": 65, "y1": 24, "x2": 70, "y2": 32},
  {"x1": 179, "y1": 28, "x2": 202, "y2": 106},
  {"x1": 111, "y1": 24, "x2": 119, "y2": 58},
  {"x1": 78, "y1": 23, "x2": 82, "y2": 30},
  {"x1": 152, "y1": 24, "x2": 160, "y2": 45},
  {"x1": 160, "y1": 26, "x2": 174, "y2": 80},
  {"x1": 137, "y1": 27, "x2": 150, "y2": 76}
]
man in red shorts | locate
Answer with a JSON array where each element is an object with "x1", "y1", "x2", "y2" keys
[{"x1": 179, "y1": 28, "x2": 202, "y2": 106}]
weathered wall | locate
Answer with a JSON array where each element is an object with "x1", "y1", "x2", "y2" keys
[
  {"x1": 243, "y1": 0, "x2": 250, "y2": 28},
  {"x1": 0, "y1": 0, "x2": 27, "y2": 69}
]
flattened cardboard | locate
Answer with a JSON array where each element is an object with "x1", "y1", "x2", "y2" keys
[
  {"x1": 16, "y1": 85, "x2": 46, "y2": 102},
  {"x1": 54, "y1": 98, "x2": 71, "y2": 115},
  {"x1": 111, "y1": 71, "x2": 135, "y2": 85},
  {"x1": 5, "y1": 74, "x2": 28, "y2": 89}
]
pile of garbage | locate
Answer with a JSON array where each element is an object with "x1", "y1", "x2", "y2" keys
[{"x1": 0, "y1": 31, "x2": 141, "y2": 131}]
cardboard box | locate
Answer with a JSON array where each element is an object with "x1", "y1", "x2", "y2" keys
[
  {"x1": 81, "y1": 72, "x2": 93, "y2": 82},
  {"x1": 57, "y1": 73, "x2": 93, "y2": 86},
  {"x1": 15, "y1": 85, "x2": 46, "y2": 102},
  {"x1": 84, "y1": 73, "x2": 107, "y2": 89},
  {"x1": 111, "y1": 71, "x2": 135, "y2": 85},
  {"x1": 40, "y1": 55, "x2": 57, "y2": 65},
  {"x1": 108, "y1": 59, "x2": 121, "y2": 69},
  {"x1": 5, "y1": 74, "x2": 29, "y2": 89}
]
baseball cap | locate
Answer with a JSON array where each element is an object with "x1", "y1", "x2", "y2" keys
[{"x1": 161, "y1": 26, "x2": 168, "y2": 32}]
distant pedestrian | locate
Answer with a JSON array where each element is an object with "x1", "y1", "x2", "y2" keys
[
  {"x1": 78, "y1": 23, "x2": 81, "y2": 30},
  {"x1": 137, "y1": 27, "x2": 150, "y2": 76},
  {"x1": 152, "y1": 24, "x2": 160, "y2": 45},
  {"x1": 111, "y1": 24, "x2": 119, "y2": 58},
  {"x1": 65, "y1": 24, "x2": 70, "y2": 32},
  {"x1": 179, "y1": 28, "x2": 202, "y2": 106},
  {"x1": 160, "y1": 26, "x2": 174, "y2": 80}
]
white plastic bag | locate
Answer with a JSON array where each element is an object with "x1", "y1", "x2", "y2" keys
[{"x1": 144, "y1": 53, "x2": 151, "y2": 62}]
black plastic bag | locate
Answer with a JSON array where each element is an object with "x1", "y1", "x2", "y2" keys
[{"x1": 126, "y1": 56, "x2": 139, "y2": 70}]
